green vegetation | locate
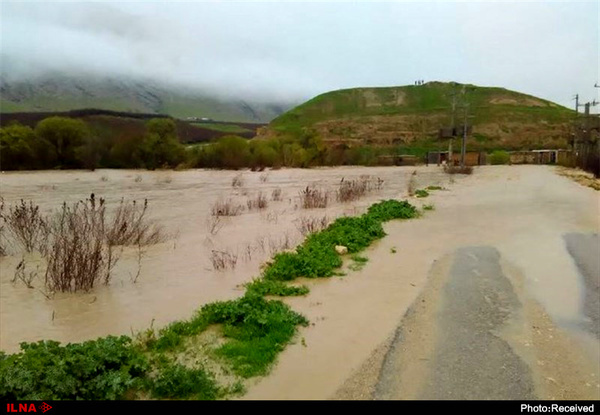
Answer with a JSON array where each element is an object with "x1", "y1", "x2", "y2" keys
[
  {"x1": 489, "y1": 150, "x2": 511, "y2": 165},
  {"x1": 245, "y1": 279, "x2": 309, "y2": 297},
  {"x1": 415, "y1": 189, "x2": 429, "y2": 198},
  {"x1": 0, "y1": 199, "x2": 419, "y2": 400},
  {"x1": 200, "y1": 296, "x2": 308, "y2": 377},
  {"x1": 390, "y1": 247, "x2": 397, "y2": 254},
  {"x1": 350, "y1": 254, "x2": 368, "y2": 263},
  {"x1": 1, "y1": 117, "x2": 185, "y2": 170},
  {"x1": 150, "y1": 363, "x2": 220, "y2": 400},
  {"x1": 348, "y1": 254, "x2": 369, "y2": 271},
  {"x1": 427, "y1": 185, "x2": 443, "y2": 190},
  {"x1": 0, "y1": 336, "x2": 150, "y2": 400},
  {"x1": 423, "y1": 204, "x2": 435, "y2": 211},
  {"x1": 138, "y1": 119, "x2": 186, "y2": 169}
]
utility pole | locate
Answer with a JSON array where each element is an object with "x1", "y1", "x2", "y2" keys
[
  {"x1": 448, "y1": 83, "x2": 457, "y2": 165},
  {"x1": 461, "y1": 102, "x2": 469, "y2": 167}
]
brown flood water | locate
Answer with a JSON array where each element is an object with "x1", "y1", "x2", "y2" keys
[{"x1": 0, "y1": 166, "x2": 450, "y2": 353}]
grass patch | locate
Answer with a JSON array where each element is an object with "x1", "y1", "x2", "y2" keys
[
  {"x1": 390, "y1": 247, "x2": 397, "y2": 254},
  {"x1": 348, "y1": 254, "x2": 369, "y2": 271},
  {"x1": 350, "y1": 254, "x2": 368, "y2": 263},
  {"x1": 415, "y1": 189, "x2": 429, "y2": 198},
  {"x1": 423, "y1": 204, "x2": 435, "y2": 211},
  {"x1": 426, "y1": 185, "x2": 443, "y2": 191},
  {"x1": 245, "y1": 279, "x2": 309, "y2": 297}
]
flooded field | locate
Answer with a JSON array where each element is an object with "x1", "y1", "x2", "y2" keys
[{"x1": 0, "y1": 166, "x2": 450, "y2": 353}]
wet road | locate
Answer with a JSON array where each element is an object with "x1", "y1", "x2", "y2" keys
[
  {"x1": 564, "y1": 233, "x2": 600, "y2": 338},
  {"x1": 375, "y1": 241, "x2": 599, "y2": 400}
]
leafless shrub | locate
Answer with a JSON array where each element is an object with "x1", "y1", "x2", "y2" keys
[
  {"x1": 1, "y1": 199, "x2": 48, "y2": 253},
  {"x1": 12, "y1": 258, "x2": 38, "y2": 288},
  {"x1": 360, "y1": 174, "x2": 385, "y2": 191},
  {"x1": 242, "y1": 244, "x2": 252, "y2": 262},
  {"x1": 246, "y1": 192, "x2": 268, "y2": 210},
  {"x1": 134, "y1": 175, "x2": 143, "y2": 183},
  {"x1": 232, "y1": 173, "x2": 244, "y2": 188},
  {"x1": 211, "y1": 199, "x2": 244, "y2": 217},
  {"x1": 444, "y1": 165, "x2": 473, "y2": 175},
  {"x1": 210, "y1": 249, "x2": 238, "y2": 271},
  {"x1": 35, "y1": 194, "x2": 166, "y2": 293},
  {"x1": 255, "y1": 236, "x2": 268, "y2": 253},
  {"x1": 337, "y1": 178, "x2": 368, "y2": 202},
  {"x1": 336, "y1": 175, "x2": 384, "y2": 202},
  {"x1": 259, "y1": 172, "x2": 269, "y2": 183},
  {"x1": 299, "y1": 186, "x2": 329, "y2": 209},
  {"x1": 156, "y1": 175, "x2": 173, "y2": 185},
  {"x1": 271, "y1": 188, "x2": 283, "y2": 201},
  {"x1": 106, "y1": 198, "x2": 164, "y2": 247},
  {"x1": 43, "y1": 194, "x2": 110, "y2": 292},
  {"x1": 206, "y1": 215, "x2": 225, "y2": 235},
  {"x1": 262, "y1": 211, "x2": 279, "y2": 224},
  {"x1": 0, "y1": 199, "x2": 6, "y2": 257},
  {"x1": 268, "y1": 233, "x2": 294, "y2": 256},
  {"x1": 100, "y1": 175, "x2": 109, "y2": 182},
  {"x1": 295, "y1": 216, "x2": 330, "y2": 236}
]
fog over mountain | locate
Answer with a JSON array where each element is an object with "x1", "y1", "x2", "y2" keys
[{"x1": 1, "y1": 1, "x2": 598, "y2": 109}]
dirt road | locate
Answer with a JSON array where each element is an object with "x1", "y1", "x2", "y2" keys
[{"x1": 244, "y1": 166, "x2": 599, "y2": 400}]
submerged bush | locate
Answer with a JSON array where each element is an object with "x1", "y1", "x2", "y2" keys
[{"x1": 0, "y1": 199, "x2": 48, "y2": 253}]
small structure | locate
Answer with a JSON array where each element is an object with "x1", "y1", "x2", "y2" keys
[
  {"x1": 509, "y1": 149, "x2": 571, "y2": 165},
  {"x1": 426, "y1": 151, "x2": 486, "y2": 166}
]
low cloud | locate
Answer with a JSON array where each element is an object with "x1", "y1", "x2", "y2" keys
[{"x1": 1, "y1": 1, "x2": 598, "y2": 106}]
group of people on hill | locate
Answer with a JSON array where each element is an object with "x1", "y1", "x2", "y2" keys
[{"x1": 415, "y1": 80, "x2": 425, "y2": 85}]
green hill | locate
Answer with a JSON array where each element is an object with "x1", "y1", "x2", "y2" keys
[{"x1": 263, "y1": 82, "x2": 574, "y2": 152}]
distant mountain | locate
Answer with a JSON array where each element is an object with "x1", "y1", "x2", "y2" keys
[
  {"x1": 262, "y1": 82, "x2": 575, "y2": 151},
  {"x1": 0, "y1": 73, "x2": 294, "y2": 123}
]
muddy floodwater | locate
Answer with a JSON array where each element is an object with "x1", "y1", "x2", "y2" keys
[{"x1": 0, "y1": 166, "x2": 450, "y2": 353}]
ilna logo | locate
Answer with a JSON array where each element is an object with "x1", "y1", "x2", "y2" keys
[{"x1": 6, "y1": 403, "x2": 52, "y2": 413}]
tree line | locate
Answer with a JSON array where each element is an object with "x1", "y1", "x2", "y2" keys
[{"x1": 1, "y1": 116, "x2": 413, "y2": 171}]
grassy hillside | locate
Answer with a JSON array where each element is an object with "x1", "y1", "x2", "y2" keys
[{"x1": 265, "y1": 82, "x2": 574, "y2": 151}]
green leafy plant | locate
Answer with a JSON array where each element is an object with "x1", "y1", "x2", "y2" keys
[
  {"x1": 0, "y1": 336, "x2": 149, "y2": 400},
  {"x1": 423, "y1": 204, "x2": 435, "y2": 211},
  {"x1": 150, "y1": 362, "x2": 220, "y2": 400},
  {"x1": 245, "y1": 279, "x2": 309, "y2": 297},
  {"x1": 415, "y1": 189, "x2": 429, "y2": 198},
  {"x1": 200, "y1": 295, "x2": 309, "y2": 378}
]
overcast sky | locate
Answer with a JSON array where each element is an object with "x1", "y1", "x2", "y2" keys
[{"x1": 1, "y1": 0, "x2": 598, "y2": 107}]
